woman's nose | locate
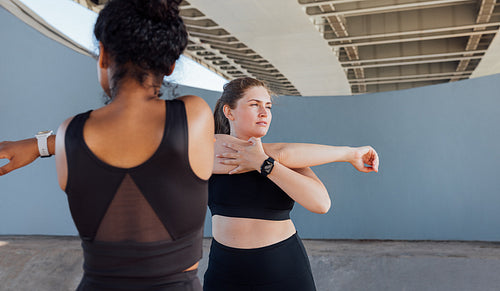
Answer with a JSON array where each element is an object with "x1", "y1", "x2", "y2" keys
[{"x1": 258, "y1": 106, "x2": 267, "y2": 116}]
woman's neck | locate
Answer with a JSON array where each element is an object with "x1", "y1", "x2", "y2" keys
[
  {"x1": 111, "y1": 79, "x2": 160, "y2": 104},
  {"x1": 230, "y1": 131, "x2": 264, "y2": 141}
]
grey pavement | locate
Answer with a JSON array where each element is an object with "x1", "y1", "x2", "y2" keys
[{"x1": 1, "y1": 236, "x2": 499, "y2": 291}]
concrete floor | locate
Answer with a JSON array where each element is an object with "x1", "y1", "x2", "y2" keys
[{"x1": 1, "y1": 236, "x2": 500, "y2": 291}]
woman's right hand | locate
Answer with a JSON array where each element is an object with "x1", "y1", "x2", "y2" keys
[
  {"x1": 217, "y1": 137, "x2": 269, "y2": 175},
  {"x1": 0, "y1": 138, "x2": 40, "y2": 176},
  {"x1": 349, "y1": 146, "x2": 379, "y2": 173}
]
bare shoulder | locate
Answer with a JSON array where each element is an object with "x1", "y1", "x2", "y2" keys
[
  {"x1": 57, "y1": 116, "x2": 75, "y2": 135},
  {"x1": 176, "y1": 95, "x2": 213, "y2": 132},
  {"x1": 55, "y1": 115, "x2": 76, "y2": 191},
  {"x1": 175, "y1": 95, "x2": 214, "y2": 180},
  {"x1": 176, "y1": 95, "x2": 211, "y2": 115}
]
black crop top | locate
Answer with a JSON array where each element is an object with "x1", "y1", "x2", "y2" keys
[
  {"x1": 208, "y1": 171, "x2": 294, "y2": 220},
  {"x1": 64, "y1": 100, "x2": 208, "y2": 280}
]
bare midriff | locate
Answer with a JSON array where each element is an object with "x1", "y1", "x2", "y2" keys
[{"x1": 212, "y1": 215, "x2": 296, "y2": 249}]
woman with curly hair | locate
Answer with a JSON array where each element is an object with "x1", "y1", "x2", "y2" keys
[{"x1": 1, "y1": 0, "x2": 213, "y2": 290}]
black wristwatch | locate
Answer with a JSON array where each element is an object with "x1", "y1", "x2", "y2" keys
[{"x1": 260, "y1": 157, "x2": 275, "y2": 177}]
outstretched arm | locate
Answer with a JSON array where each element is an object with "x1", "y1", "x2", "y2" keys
[
  {"x1": 0, "y1": 135, "x2": 56, "y2": 176},
  {"x1": 265, "y1": 142, "x2": 379, "y2": 173},
  {"x1": 214, "y1": 134, "x2": 379, "y2": 174},
  {"x1": 216, "y1": 136, "x2": 330, "y2": 214}
]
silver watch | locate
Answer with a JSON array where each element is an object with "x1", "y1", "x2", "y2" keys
[{"x1": 35, "y1": 130, "x2": 53, "y2": 158}]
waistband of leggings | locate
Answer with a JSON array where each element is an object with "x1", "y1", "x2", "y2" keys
[{"x1": 211, "y1": 232, "x2": 298, "y2": 253}]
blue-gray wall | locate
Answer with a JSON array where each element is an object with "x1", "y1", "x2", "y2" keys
[{"x1": 1, "y1": 7, "x2": 499, "y2": 241}]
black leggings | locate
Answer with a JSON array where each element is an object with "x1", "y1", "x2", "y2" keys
[
  {"x1": 77, "y1": 269, "x2": 202, "y2": 291},
  {"x1": 203, "y1": 233, "x2": 316, "y2": 291}
]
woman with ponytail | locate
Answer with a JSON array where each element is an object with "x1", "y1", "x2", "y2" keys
[
  {"x1": 1, "y1": 0, "x2": 213, "y2": 290},
  {"x1": 204, "y1": 77, "x2": 379, "y2": 290}
]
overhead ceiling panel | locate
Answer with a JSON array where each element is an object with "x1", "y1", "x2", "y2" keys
[{"x1": 71, "y1": 0, "x2": 500, "y2": 96}]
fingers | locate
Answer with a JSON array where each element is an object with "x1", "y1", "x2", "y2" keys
[
  {"x1": 0, "y1": 142, "x2": 12, "y2": 160},
  {"x1": 361, "y1": 147, "x2": 380, "y2": 173},
  {"x1": 228, "y1": 166, "x2": 242, "y2": 175},
  {"x1": 247, "y1": 137, "x2": 261, "y2": 145},
  {"x1": 218, "y1": 158, "x2": 239, "y2": 165},
  {"x1": 0, "y1": 162, "x2": 14, "y2": 176},
  {"x1": 216, "y1": 152, "x2": 239, "y2": 159},
  {"x1": 369, "y1": 147, "x2": 380, "y2": 172},
  {"x1": 373, "y1": 154, "x2": 379, "y2": 172},
  {"x1": 0, "y1": 143, "x2": 14, "y2": 176},
  {"x1": 222, "y1": 142, "x2": 247, "y2": 152}
]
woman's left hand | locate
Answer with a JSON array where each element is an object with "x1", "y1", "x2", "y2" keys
[
  {"x1": 350, "y1": 146, "x2": 379, "y2": 173},
  {"x1": 217, "y1": 137, "x2": 269, "y2": 174},
  {"x1": 0, "y1": 138, "x2": 40, "y2": 176}
]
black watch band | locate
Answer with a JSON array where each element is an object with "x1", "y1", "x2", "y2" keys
[{"x1": 260, "y1": 157, "x2": 275, "y2": 177}]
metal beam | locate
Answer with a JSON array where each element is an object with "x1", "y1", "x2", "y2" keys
[
  {"x1": 324, "y1": 22, "x2": 500, "y2": 41},
  {"x1": 209, "y1": 44, "x2": 255, "y2": 53},
  {"x1": 307, "y1": 0, "x2": 475, "y2": 18},
  {"x1": 187, "y1": 31, "x2": 234, "y2": 40},
  {"x1": 351, "y1": 75, "x2": 468, "y2": 86},
  {"x1": 299, "y1": 0, "x2": 369, "y2": 8},
  {"x1": 199, "y1": 39, "x2": 247, "y2": 48},
  {"x1": 330, "y1": 30, "x2": 498, "y2": 47},
  {"x1": 349, "y1": 71, "x2": 473, "y2": 83},
  {"x1": 343, "y1": 55, "x2": 484, "y2": 69},
  {"x1": 187, "y1": 37, "x2": 252, "y2": 79},
  {"x1": 340, "y1": 50, "x2": 486, "y2": 65}
]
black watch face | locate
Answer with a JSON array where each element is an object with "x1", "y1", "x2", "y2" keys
[
  {"x1": 263, "y1": 161, "x2": 273, "y2": 172},
  {"x1": 262, "y1": 159, "x2": 274, "y2": 175}
]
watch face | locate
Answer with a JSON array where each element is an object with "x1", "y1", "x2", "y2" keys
[
  {"x1": 37, "y1": 130, "x2": 53, "y2": 135},
  {"x1": 263, "y1": 161, "x2": 273, "y2": 172}
]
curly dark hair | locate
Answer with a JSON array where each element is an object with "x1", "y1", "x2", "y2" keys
[{"x1": 94, "y1": 0, "x2": 187, "y2": 98}]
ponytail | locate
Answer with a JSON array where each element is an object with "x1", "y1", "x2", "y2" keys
[{"x1": 214, "y1": 99, "x2": 230, "y2": 134}]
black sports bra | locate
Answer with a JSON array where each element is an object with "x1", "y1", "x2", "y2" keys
[
  {"x1": 64, "y1": 99, "x2": 208, "y2": 279},
  {"x1": 208, "y1": 171, "x2": 294, "y2": 221}
]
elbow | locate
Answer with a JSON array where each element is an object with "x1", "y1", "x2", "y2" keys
[
  {"x1": 311, "y1": 192, "x2": 331, "y2": 214},
  {"x1": 316, "y1": 200, "x2": 331, "y2": 214}
]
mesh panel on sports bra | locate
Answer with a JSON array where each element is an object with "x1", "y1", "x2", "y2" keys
[{"x1": 94, "y1": 174, "x2": 173, "y2": 243}]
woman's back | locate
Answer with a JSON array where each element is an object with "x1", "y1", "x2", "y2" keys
[{"x1": 56, "y1": 94, "x2": 213, "y2": 289}]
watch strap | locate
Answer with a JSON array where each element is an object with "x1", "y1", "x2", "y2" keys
[{"x1": 35, "y1": 130, "x2": 53, "y2": 158}]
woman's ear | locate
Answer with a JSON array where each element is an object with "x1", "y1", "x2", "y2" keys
[
  {"x1": 166, "y1": 63, "x2": 176, "y2": 76},
  {"x1": 98, "y1": 42, "x2": 110, "y2": 69},
  {"x1": 223, "y1": 104, "x2": 234, "y2": 121}
]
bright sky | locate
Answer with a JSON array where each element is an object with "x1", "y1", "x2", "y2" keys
[{"x1": 18, "y1": 0, "x2": 228, "y2": 92}]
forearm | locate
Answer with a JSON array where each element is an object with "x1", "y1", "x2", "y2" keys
[
  {"x1": 267, "y1": 163, "x2": 330, "y2": 214},
  {"x1": 20, "y1": 134, "x2": 56, "y2": 157},
  {"x1": 0, "y1": 135, "x2": 55, "y2": 175},
  {"x1": 263, "y1": 143, "x2": 354, "y2": 168}
]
